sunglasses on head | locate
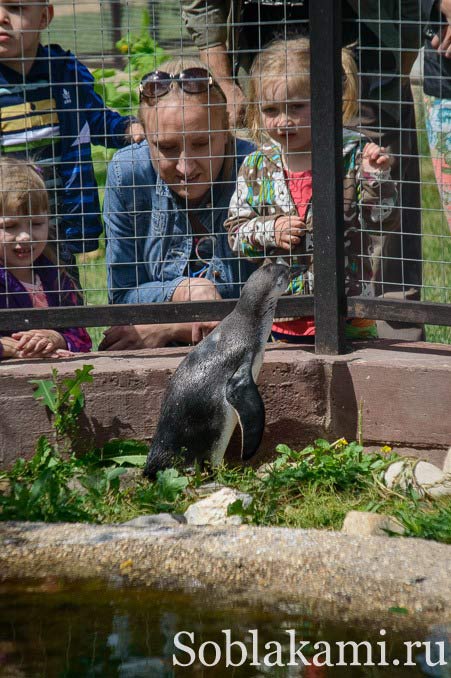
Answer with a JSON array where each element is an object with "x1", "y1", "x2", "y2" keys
[{"x1": 139, "y1": 68, "x2": 214, "y2": 101}]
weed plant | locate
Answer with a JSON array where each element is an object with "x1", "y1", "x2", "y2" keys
[{"x1": 1, "y1": 368, "x2": 450, "y2": 544}]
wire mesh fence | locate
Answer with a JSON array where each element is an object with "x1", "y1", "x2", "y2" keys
[{"x1": 0, "y1": 0, "x2": 450, "y2": 360}]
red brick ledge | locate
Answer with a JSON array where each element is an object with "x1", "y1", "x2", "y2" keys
[{"x1": 1, "y1": 340, "x2": 450, "y2": 469}]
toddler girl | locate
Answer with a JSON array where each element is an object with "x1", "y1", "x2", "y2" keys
[
  {"x1": 0, "y1": 158, "x2": 91, "y2": 360},
  {"x1": 225, "y1": 37, "x2": 400, "y2": 342}
]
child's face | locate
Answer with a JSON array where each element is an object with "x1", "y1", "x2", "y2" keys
[
  {"x1": 0, "y1": 1, "x2": 53, "y2": 72},
  {"x1": 0, "y1": 211, "x2": 48, "y2": 274},
  {"x1": 260, "y1": 79, "x2": 312, "y2": 154}
]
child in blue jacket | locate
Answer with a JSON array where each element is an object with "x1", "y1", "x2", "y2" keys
[{"x1": 0, "y1": 1, "x2": 144, "y2": 266}]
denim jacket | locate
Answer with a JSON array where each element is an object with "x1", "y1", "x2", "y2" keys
[{"x1": 104, "y1": 138, "x2": 257, "y2": 303}]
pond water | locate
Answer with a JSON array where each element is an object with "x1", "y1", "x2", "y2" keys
[{"x1": 0, "y1": 579, "x2": 449, "y2": 677}]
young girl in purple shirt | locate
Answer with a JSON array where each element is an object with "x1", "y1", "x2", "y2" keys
[{"x1": 0, "y1": 158, "x2": 91, "y2": 360}]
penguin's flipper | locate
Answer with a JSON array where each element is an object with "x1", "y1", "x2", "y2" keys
[{"x1": 226, "y1": 363, "x2": 265, "y2": 461}]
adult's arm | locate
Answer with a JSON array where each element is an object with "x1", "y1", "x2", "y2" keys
[
  {"x1": 98, "y1": 322, "x2": 207, "y2": 350},
  {"x1": 181, "y1": 0, "x2": 245, "y2": 125},
  {"x1": 0, "y1": 337, "x2": 19, "y2": 360},
  {"x1": 75, "y1": 58, "x2": 141, "y2": 147},
  {"x1": 423, "y1": 0, "x2": 451, "y2": 56},
  {"x1": 181, "y1": 0, "x2": 229, "y2": 48}
]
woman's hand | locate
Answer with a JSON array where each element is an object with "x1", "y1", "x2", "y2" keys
[
  {"x1": 274, "y1": 215, "x2": 305, "y2": 251},
  {"x1": 190, "y1": 320, "x2": 219, "y2": 344},
  {"x1": 172, "y1": 277, "x2": 221, "y2": 303},
  {"x1": 172, "y1": 277, "x2": 221, "y2": 344},
  {"x1": 99, "y1": 324, "x2": 174, "y2": 351},
  {"x1": 361, "y1": 143, "x2": 391, "y2": 173},
  {"x1": 11, "y1": 329, "x2": 67, "y2": 358}
]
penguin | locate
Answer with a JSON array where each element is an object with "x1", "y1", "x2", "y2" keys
[{"x1": 143, "y1": 263, "x2": 291, "y2": 479}]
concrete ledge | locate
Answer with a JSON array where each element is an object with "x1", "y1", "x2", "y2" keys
[
  {"x1": 1, "y1": 521, "x2": 450, "y2": 630},
  {"x1": 1, "y1": 340, "x2": 450, "y2": 468}
]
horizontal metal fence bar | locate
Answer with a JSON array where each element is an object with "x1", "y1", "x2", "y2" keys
[
  {"x1": 347, "y1": 298, "x2": 451, "y2": 327},
  {"x1": 1, "y1": 297, "x2": 449, "y2": 333},
  {"x1": 0, "y1": 296, "x2": 315, "y2": 333}
]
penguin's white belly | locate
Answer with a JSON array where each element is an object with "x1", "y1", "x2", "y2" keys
[
  {"x1": 210, "y1": 403, "x2": 238, "y2": 467},
  {"x1": 251, "y1": 345, "x2": 266, "y2": 382}
]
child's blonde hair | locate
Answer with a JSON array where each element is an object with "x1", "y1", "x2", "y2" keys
[
  {"x1": 246, "y1": 37, "x2": 358, "y2": 144},
  {"x1": 0, "y1": 156, "x2": 48, "y2": 218},
  {"x1": 0, "y1": 157, "x2": 59, "y2": 263}
]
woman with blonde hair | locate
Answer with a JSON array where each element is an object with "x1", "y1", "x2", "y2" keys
[{"x1": 101, "y1": 56, "x2": 256, "y2": 350}]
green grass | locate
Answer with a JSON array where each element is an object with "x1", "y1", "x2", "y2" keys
[
  {"x1": 2, "y1": 433, "x2": 450, "y2": 544},
  {"x1": 47, "y1": 2, "x2": 188, "y2": 57},
  {"x1": 77, "y1": 249, "x2": 108, "y2": 350}
]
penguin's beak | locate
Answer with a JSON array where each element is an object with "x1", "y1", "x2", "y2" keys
[{"x1": 275, "y1": 257, "x2": 300, "y2": 282}]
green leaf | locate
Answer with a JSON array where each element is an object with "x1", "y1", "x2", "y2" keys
[
  {"x1": 276, "y1": 444, "x2": 292, "y2": 455},
  {"x1": 30, "y1": 379, "x2": 57, "y2": 413},
  {"x1": 141, "y1": 8, "x2": 150, "y2": 29},
  {"x1": 92, "y1": 68, "x2": 117, "y2": 80},
  {"x1": 388, "y1": 606, "x2": 409, "y2": 615},
  {"x1": 59, "y1": 365, "x2": 94, "y2": 407},
  {"x1": 105, "y1": 467, "x2": 128, "y2": 481},
  {"x1": 102, "y1": 439, "x2": 148, "y2": 457},
  {"x1": 29, "y1": 472, "x2": 50, "y2": 502},
  {"x1": 314, "y1": 438, "x2": 332, "y2": 451},
  {"x1": 227, "y1": 498, "x2": 253, "y2": 518},
  {"x1": 155, "y1": 468, "x2": 189, "y2": 502},
  {"x1": 110, "y1": 455, "x2": 148, "y2": 467}
]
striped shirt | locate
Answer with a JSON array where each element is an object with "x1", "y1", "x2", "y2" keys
[
  {"x1": 0, "y1": 64, "x2": 63, "y2": 220},
  {"x1": 0, "y1": 44, "x2": 135, "y2": 254}
]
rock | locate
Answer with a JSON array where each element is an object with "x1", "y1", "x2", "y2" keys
[
  {"x1": 121, "y1": 513, "x2": 186, "y2": 528},
  {"x1": 415, "y1": 461, "x2": 451, "y2": 498},
  {"x1": 342, "y1": 511, "x2": 404, "y2": 537},
  {"x1": 184, "y1": 487, "x2": 253, "y2": 526},
  {"x1": 194, "y1": 482, "x2": 227, "y2": 498},
  {"x1": 384, "y1": 459, "x2": 451, "y2": 498},
  {"x1": 384, "y1": 460, "x2": 408, "y2": 490}
]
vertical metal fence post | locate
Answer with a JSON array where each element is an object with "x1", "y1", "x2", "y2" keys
[{"x1": 310, "y1": 0, "x2": 347, "y2": 354}]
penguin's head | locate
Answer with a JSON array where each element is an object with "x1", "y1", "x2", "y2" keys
[
  {"x1": 244, "y1": 262, "x2": 291, "y2": 302},
  {"x1": 268, "y1": 262, "x2": 292, "y2": 298}
]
